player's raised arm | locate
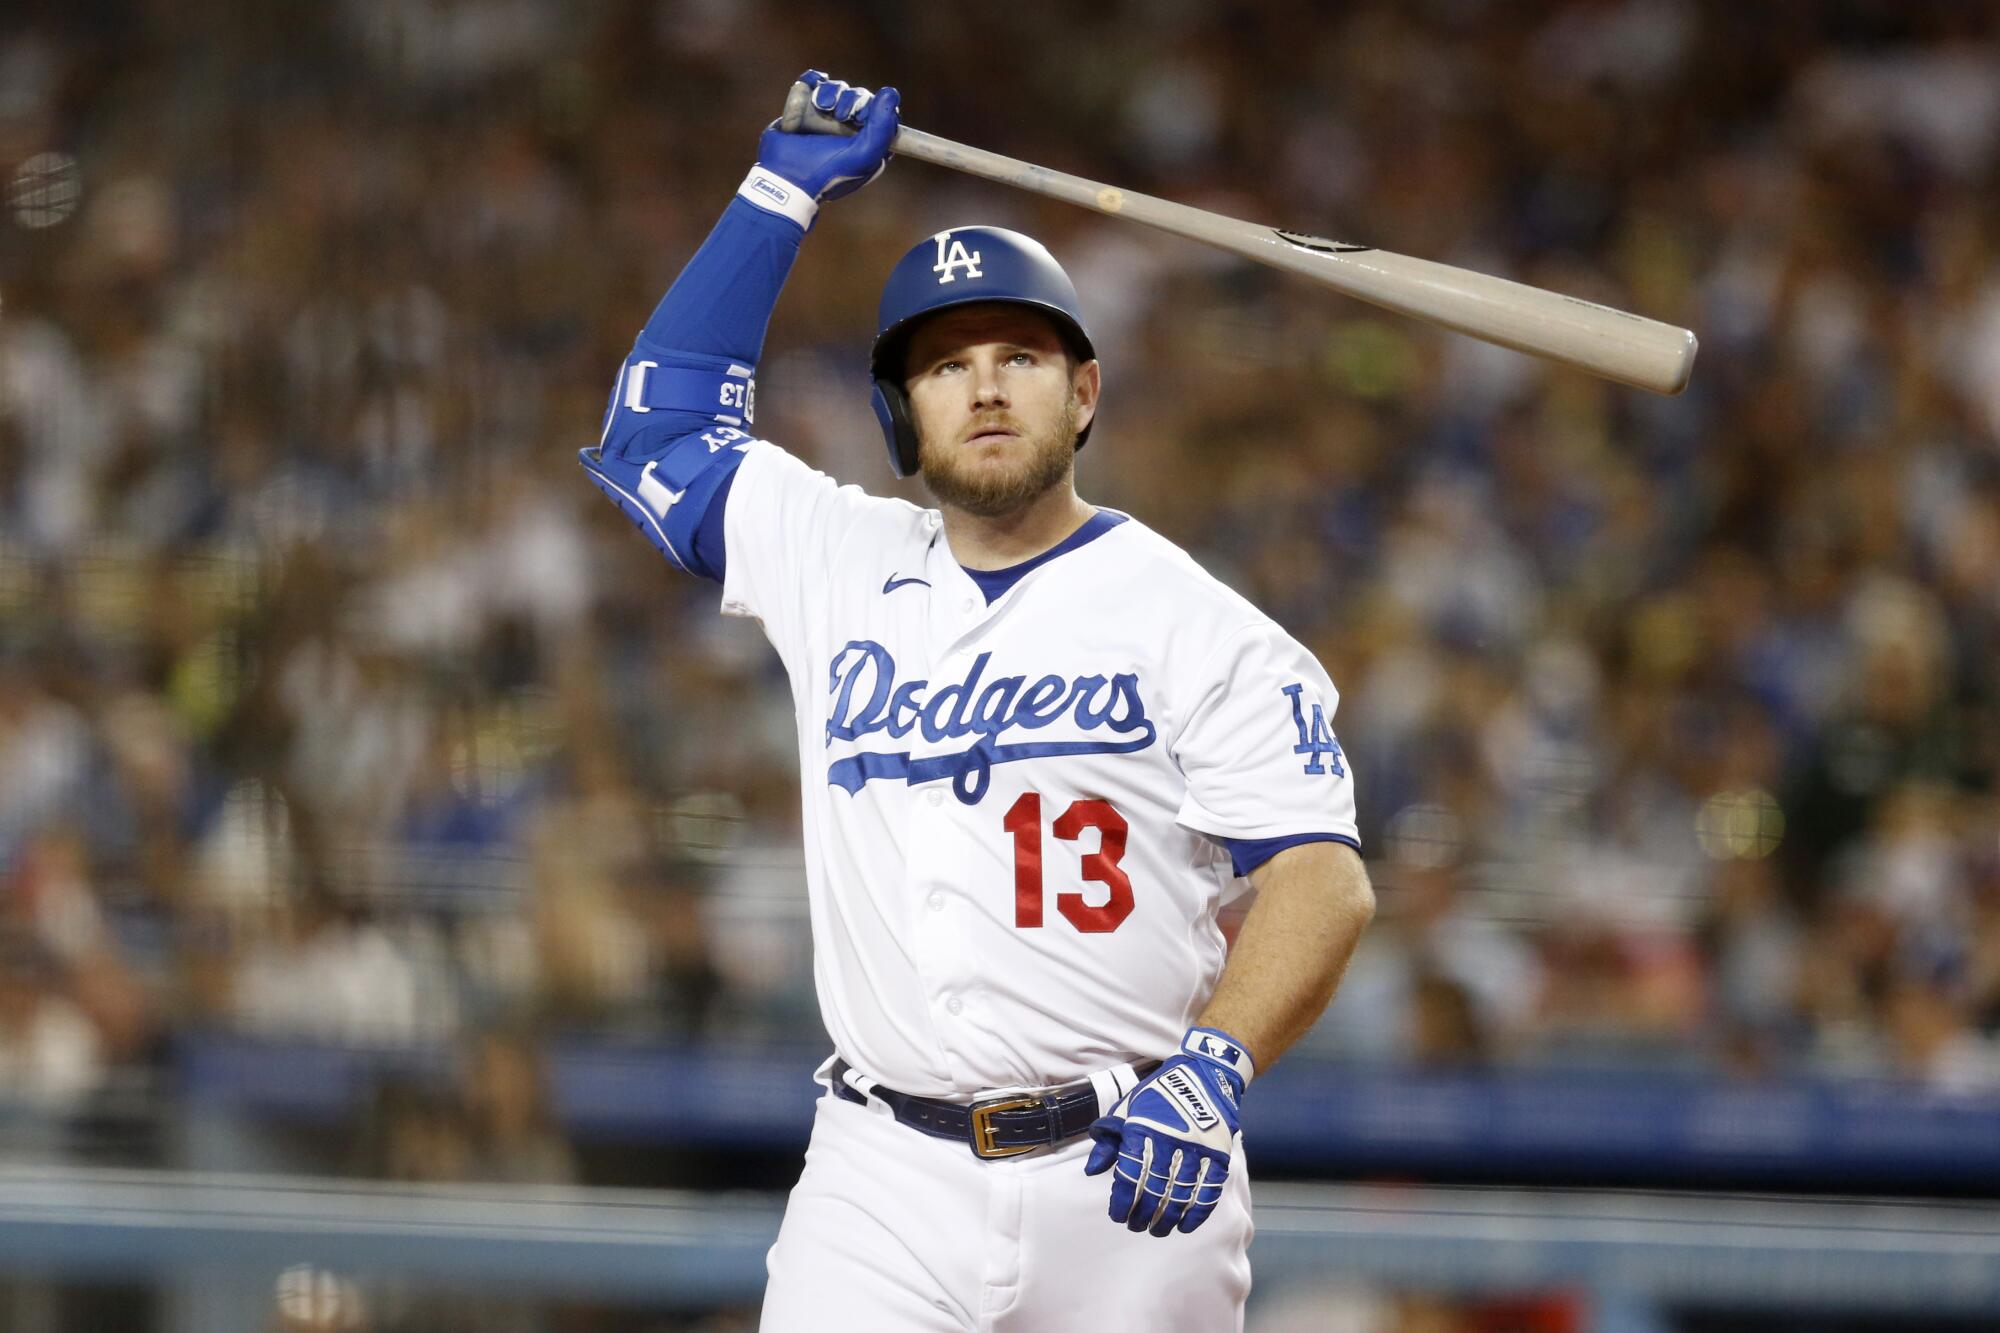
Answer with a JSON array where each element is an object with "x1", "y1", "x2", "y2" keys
[{"x1": 578, "y1": 71, "x2": 899, "y2": 581}]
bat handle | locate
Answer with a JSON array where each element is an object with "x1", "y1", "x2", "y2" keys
[
  {"x1": 781, "y1": 80, "x2": 859, "y2": 136},
  {"x1": 779, "y1": 82, "x2": 946, "y2": 170}
]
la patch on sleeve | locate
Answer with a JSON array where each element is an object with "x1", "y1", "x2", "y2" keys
[{"x1": 1280, "y1": 683, "x2": 1345, "y2": 777}]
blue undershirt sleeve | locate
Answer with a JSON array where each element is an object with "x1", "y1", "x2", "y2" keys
[
  {"x1": 581, "y1": 191, "x2": 806, "y2": 582},
  {"x1": 692, "y1": 467, "x2": 739, "y2": 580},
  {"x1": 1220, "y1": 832, "x2": 1362, "y2": 878},
  {"x1": 633, "y1": 196, "x2": 805, "y2": 375}
]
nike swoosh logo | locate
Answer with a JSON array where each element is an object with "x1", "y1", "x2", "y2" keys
[{"x1": 882, "y1": 574, "x2": 930, "y2": 594}]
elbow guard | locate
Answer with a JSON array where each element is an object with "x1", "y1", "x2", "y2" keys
[{"x1": 580, "y1": 355, "x2": 758, "y2": 581}]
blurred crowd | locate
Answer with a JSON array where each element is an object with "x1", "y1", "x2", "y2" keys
[{"x1": 3, "y1": 0, "x2": 2000, "y2": 1159}]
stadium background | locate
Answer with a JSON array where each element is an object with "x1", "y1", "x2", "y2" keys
[{"x1": 3, "y1": 0, "x2": 2000, "y2": 1329}]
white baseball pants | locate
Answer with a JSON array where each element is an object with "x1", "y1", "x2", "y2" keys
[{"x1": 760, "y1": 1089, "x2": 1253, "y2": 1331}]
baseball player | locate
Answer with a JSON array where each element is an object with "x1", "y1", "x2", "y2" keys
[{"x1": 581, "y1": 72, "x2": 1375, "y2": 1331}]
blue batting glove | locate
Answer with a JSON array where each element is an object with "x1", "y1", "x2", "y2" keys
[
  {"x1": 758, "y1": 70, "x2": 900, "y2": 204},
  {"x1": 1084, "y1": 1027, "x2": 1254, "y2": 1237}
]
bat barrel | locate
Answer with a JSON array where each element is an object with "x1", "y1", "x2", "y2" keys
[
  {"x1": 1243, "y1": 239, "x2": 1699, "y2": 395},
  {"x1": 801, "y1": 111, "x2": 1699, "y2": 394}
]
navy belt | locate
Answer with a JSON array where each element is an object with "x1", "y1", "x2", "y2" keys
[{"x1": 829, "y1": 1058, "x2": 1157, "y2": 1160}]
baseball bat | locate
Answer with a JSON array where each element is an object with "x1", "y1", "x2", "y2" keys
[{"x1": 783, "y1": 83, "x2": 1696, "y2": 394}]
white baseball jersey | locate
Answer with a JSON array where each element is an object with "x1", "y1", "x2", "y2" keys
[{"x1": 717, "y1": 442, "x2": 1358, "y2": 1099}]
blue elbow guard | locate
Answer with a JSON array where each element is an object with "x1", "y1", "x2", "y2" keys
[
  {"x1": 581, "y1": 356, "x2": 758, "y2": 581},
  {"x1": 606, "y1": 355, "x2": 756, "y2": 429}
]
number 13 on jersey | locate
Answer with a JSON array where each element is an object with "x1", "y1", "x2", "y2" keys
[{"x1": 1001, "y1": 793, "x2": 1133, "y2": 933}]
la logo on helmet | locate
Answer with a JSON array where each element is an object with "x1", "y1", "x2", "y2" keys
[{"x1": 932, "y1": 231, "x2": 984, "y2": 284}]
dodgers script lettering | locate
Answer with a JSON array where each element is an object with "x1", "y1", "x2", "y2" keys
[{"x1": 824, "y1": 641, "x2": 1157, "y2": 804}]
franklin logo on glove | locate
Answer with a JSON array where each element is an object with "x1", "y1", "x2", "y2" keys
[{"x1": 1159, "y1": 1068, "x2": 1222, "y2": 1129}]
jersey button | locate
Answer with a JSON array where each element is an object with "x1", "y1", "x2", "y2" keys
[
  {"x1": 945, "y1": 996, "x2": 964, "y2": 1015},
  {"x1": 926, "y1": 790, "x2": 944, "y2": 807},
  {"x1": 928, "y1": 893, "x2": 945, "y2": 911},
  {"x1": 961, "y1": 598, "x2": 975, "y2": 612}
]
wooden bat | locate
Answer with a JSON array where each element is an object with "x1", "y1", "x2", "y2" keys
[{"x1": 783, "y1": 84, "x2": 1696, "y2": 395}]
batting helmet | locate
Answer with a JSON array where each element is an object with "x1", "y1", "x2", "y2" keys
[{"x1": 869, "y1": 226, "x2": 1097, "y2": 478}]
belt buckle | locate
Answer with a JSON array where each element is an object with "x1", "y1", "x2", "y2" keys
[{"x1": 968, "y1": 1095, "x2": 1043, "y2": 1160}]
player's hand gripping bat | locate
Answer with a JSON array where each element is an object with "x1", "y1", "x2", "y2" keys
[{"x1": 782, "y1": 81, "x2": 1696, "y2": 394}]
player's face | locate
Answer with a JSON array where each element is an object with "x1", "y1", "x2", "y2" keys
[{"x1": 903, "y1": 305, "x2": 1100, "y2": 518}]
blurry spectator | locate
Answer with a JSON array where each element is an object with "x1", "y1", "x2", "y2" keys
[
  {"x1": 1883, "y1": 967, "x2": 2000, "y2": 1092},
  {"x1": 620, "y1": 851, "x2": 724, "y2": 1039},
  {"x1": 1700, "y1": 858, "x2": 1804, "y2": 1069},
  {"x1": 460, "y1": 1028, "x2": 575, "y2": 1185},
  {"x1": 229, "y1": 895, "x2": 452, "y2": 1045},
  {"x1": 364, "y1": 1077, "x2": 474, "y2": 1185},
  {"x1": 0, "y1": 933, "x2": 103, "y2": 1110},
  {"x1": 0, "y1": 658, "x2": 92, "y2": 866},
  {"x1": 1409, "y1": 969, "x2": 1487, "y2": 1067}
]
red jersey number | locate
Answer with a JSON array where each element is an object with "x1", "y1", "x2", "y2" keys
[{"x1": 1001, "y1": 792, "x2": 1134, "y2": 934}]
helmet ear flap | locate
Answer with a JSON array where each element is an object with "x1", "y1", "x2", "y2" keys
[{"x1": 871, "y1": 379, "x2": 922, "y2": 478}]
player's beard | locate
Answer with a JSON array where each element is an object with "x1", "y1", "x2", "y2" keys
[{"x1": 916, "y1": 398, "x2": 1079, "y2": 519}]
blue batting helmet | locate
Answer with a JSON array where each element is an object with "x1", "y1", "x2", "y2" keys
[{"x1": 869, "y1": 226, "x2": 1097, "y2": 478}]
